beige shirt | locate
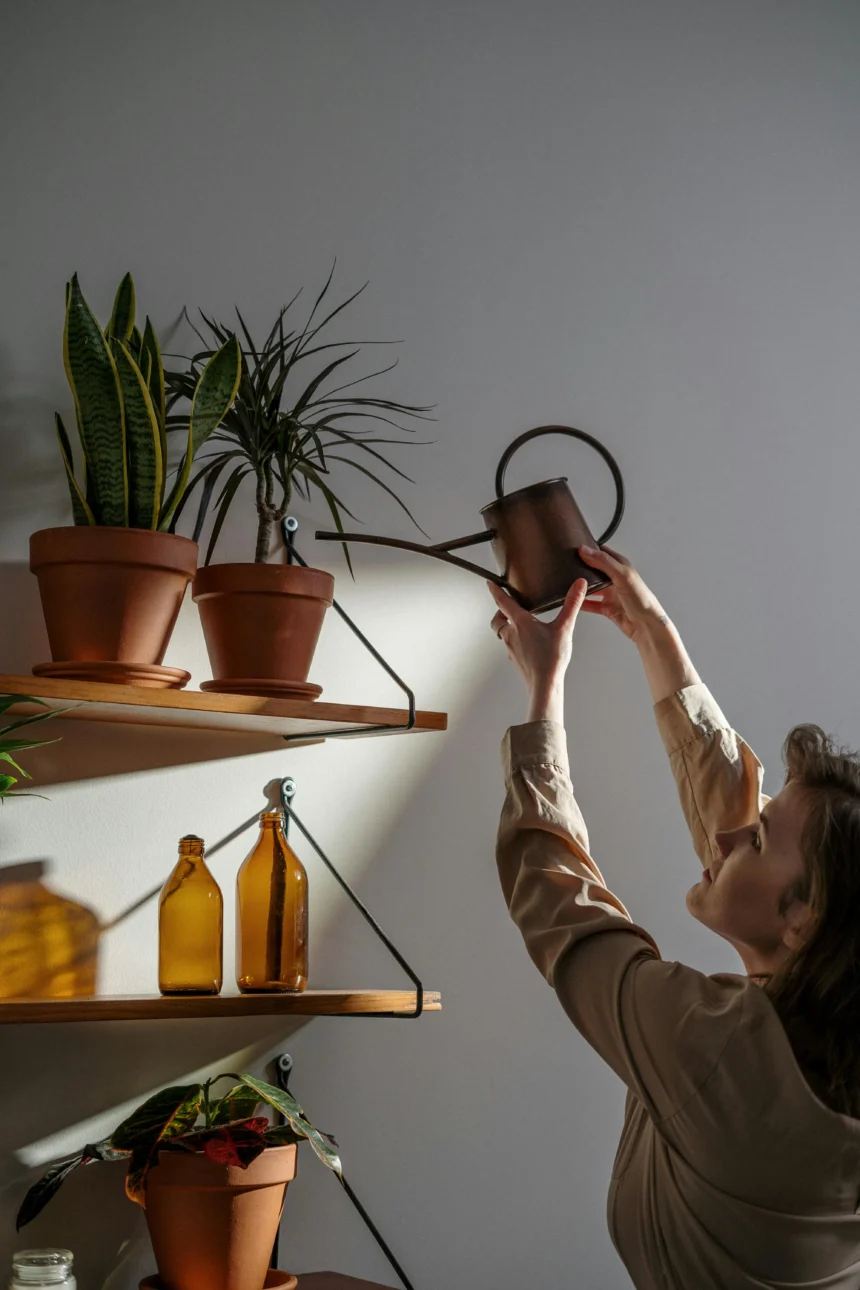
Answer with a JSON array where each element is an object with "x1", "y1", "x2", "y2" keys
[{"x1": 497, "y1": 683, "x2": 860, "y2": 1289}]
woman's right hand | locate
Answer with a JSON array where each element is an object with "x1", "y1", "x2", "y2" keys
[
  {"x1": 579, "y1": 546, "x2": 701, "y2": 702},
  {"x1": 578, "y1": 546, "x2": 670, "y2": 644}
]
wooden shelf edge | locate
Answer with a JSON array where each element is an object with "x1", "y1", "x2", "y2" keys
[
  {"x1": 0, "y1": 674, "x2": 447, "y2": 739},
  {"x1": 0, "y1": 989, "x2": 442, "y2": 1024}
]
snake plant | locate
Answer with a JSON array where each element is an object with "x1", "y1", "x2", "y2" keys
[{"x1": 56, "y1": 273, "x2": 242, "y2": 531}]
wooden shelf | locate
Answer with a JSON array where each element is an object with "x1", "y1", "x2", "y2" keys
[
  {"x1": 0, "y1": 674, "x2": 447, "y2": 742},
  {"x1": 0, "y1": 989, "x2": 442, "y2": 1024}
]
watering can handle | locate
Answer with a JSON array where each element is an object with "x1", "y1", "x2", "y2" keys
[{"x1": 494, "y1": 425, "x2": 626, "y2": 547}]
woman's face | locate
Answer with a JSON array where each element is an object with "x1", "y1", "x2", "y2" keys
[{"x1": 686, "y1": 780, "x2": 812, "y2": 970}]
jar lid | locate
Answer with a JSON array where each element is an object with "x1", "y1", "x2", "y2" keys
[{"x1": 12, "y1": 1251, "x2": 73, "y2": 1285}]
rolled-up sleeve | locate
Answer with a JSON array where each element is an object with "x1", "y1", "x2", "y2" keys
[
  {"x1": 496, "y1": 716, "x2": 746, "y2": 1122},
  {"x1": 654, "y1": 683, "x2": 766, "y2": 869}
]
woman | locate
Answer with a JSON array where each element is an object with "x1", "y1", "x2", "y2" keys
[{"x1": 489, "y1": 545, "x2": 860, "y2": 1290}]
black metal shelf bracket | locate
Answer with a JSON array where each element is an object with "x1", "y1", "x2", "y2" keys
[
  {"x1": 279, "y1": 516, "x2": 416, "y2": 743},
  {"x1": 271, "y1": 1052, "x2": 417, "y2": 1290},
  {"x1": 280, "y1": 776, "x2": 424, "y2": 1020}
]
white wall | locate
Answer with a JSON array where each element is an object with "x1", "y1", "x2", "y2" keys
[{"x1": 2, "y1": 1, "x2": 860, "y2": 1285}]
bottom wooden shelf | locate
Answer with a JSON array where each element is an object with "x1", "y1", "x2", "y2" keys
[{"x1": 0, "y1": 989, "x2": 441, "y2": 1024}]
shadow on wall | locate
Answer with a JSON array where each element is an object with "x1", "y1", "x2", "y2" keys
[{"x1": 0, "y1": 859, "x2": 99, "y2": 1000}]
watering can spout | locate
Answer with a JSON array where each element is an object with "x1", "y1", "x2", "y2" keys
[{"x1": 314, "y1": 528, "x2": 510, "y2": 589}]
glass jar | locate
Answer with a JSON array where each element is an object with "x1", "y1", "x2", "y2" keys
[
  {"x1": 10, "y1": 1250, "x2": 75, "y2": 1290},
  {"x1": 236, "y1": 810, "x2": 308, "y2": 993},
  {"x1": 158, "y1": 835, "x2": 223, "y2": 995}
]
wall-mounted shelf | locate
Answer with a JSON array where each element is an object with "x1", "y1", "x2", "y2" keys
[
  {"x1": 0, "y1": 674, "x2": 447, "y2": 742},
  {"x1": 0, "y1": 989, "x2": 442, "y2": 1025}
]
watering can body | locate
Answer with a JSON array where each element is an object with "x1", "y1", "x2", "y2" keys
[{"x1": 316, "y1": 425, "x2": 625, "y2": 613}]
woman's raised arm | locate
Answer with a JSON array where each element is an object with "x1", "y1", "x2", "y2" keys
[{"x1": 578, "y1": 546, "x2": 765, "y2": 867}]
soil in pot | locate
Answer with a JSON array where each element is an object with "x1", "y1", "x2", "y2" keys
[
  {"x1": 144, "y1": 1144, "x2": 297, "y2": 1290},
  {"x1": 192, "y1": 564, "x2": 334, "y2": 698},
  {"x1": 30, "y1": 527, "x2": 198, "y2": 682}
]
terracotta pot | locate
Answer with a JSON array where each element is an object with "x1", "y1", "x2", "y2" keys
[
  {"x1": 192, "y1": 564, "x2": 334, "y2": 692},
  {"x1": 30, "y1": 527, "x2": 198, "y2": 667},
  {"x1": 145, "y1": 1144, "x2": 297, "y2": 1290}
]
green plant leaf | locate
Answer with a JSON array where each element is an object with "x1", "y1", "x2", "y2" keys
[
  {"x1": 0, "y1": 773, "x2": 18, "y2": 795},
  {"x1": 0, "y1": 704, "x2": 70, "y2": 737},
  {"x1": 264, "y1": 1123, "x2": 301, "y2": 1146},
  {"x1": 204, "y1": 466, "x2": 251, "y2": 564},
  {"x1": 54, "y1": 413, "x2": 94, "y2": 526},
  {"x1": 16, "y1": 1137, "x2": 125, "y2": 1230},
  {"x1": 112, "y1": 1084, "x2": 203, "y2": 1207},
  {"x1": 112, "y1": 341, "x2": 163, "y2": 529},
  {"x1": 108, "y1": 272, "x2": 136, "y2": 341},
  {"x1": 209, "y1": 1084, "x2": 262, "y2": 1126},
  {"x1": 159, "y1": 334, "x2": 242, "y2": 531},
  {"x1": 0, "y1": 737, "x2": 61, "y2": 754},
  {"x1": 237, "y1": 1074, "x2": 341, "y2": 1175},
  {"x1": 0, "y1": 695, "x2": 47, "y2": 717},
  {"x1": 141, "y1": 317, "x2": 166, "y2": 487},
  {"x1": 64, "y1": 274, "x2": 128, "y2": 526},
  {"x1": 129, "y1": 324, "x2": 144, "y2": 365},
  {"x1": 0, "y1": 752, "x2": 30, "y2": 777}
]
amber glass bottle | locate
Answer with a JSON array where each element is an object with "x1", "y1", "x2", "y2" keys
[
  {"x1": 236, "y1": 810, "x2": 308, "y2": 993},
  {"x1": 159, "y1": 835, "x2": 223, "y2": 995}
]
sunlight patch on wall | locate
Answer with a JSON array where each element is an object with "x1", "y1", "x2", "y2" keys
[{"x1": 2, "y1": 562, "x2": 498, "y2": 994}]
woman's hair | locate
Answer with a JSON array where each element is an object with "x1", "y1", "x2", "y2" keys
[{"x1": 765, "y1": 724, "x2": 860, "y2": 1117}]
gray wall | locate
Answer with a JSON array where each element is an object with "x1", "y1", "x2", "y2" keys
[{"x1": 2, "y1": 1, "x2": 860, "y2": 1286}]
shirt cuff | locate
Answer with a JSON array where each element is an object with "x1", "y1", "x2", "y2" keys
[
  {"x1": 654, "y1": 682, "x2": 733, "y2": 756},
  {"x1": 501, "y1": 720, "x2": 570, "y2": 783}
]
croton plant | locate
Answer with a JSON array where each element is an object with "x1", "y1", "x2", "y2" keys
[{"x1": 17, "y1": 1071, "x2": 341, "y2": 1229}]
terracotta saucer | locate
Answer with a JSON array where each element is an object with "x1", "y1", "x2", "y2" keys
[
  {"x1": 140, "y1": 1273, "x2": 297, "y2": 1290},
  {"x1": 32, "y1": 661, "x2": 191, "y2": 689},
  {"x1": 200, "y1": 678, "x2": 323, "y2": 701}
]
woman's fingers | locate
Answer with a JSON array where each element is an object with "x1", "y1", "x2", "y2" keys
[
  {"x1": 555, "y1": 578, "x2": 588, "y2": 634},
  {"x1": 490, "y1": 609, "x2": 509, "y2": 638},
  {"x1": 487, "y1": 580, "x2": 528, "y2": 624},
  {"x1": 579, "y1": 545, "x2": 631, "y2": 583}
]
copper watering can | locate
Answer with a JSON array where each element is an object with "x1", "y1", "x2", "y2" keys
[{"x1": 315, "y1": 425, "x2": 625, "y2": 612}]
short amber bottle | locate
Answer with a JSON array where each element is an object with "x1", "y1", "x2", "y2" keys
[
  {"x1": 159, "y1": 835, "x2": 223, "y2": 995},
  {"x1": 236, "y1": 810, "x2": 308, "y2": 993}
]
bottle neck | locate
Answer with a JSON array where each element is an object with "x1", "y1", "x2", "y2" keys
[
  {"x1": 260, "y1": 811, "x2": 285, "y2": 832},
  {"x1": 178, "y1": 834, "x2": 205, "y2": 859}
]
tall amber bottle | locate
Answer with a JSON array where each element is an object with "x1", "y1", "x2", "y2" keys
[
  {"x1": 236, "y1": 810, "x2": 308, "y2": 993},
  {"x1": 159, "y1": 835, "x2": 223, "y2": 995}
]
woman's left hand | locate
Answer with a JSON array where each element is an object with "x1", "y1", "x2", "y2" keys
[{"x1": 489, "y1": 578, "x2": 588, "y2": 724}]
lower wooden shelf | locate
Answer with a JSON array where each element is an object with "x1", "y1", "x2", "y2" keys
[{"x1": 0, "y1": 989, "x2": 441, "y2": 1024}]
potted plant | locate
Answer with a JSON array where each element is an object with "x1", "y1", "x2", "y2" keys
[
  {"x1": 17, "y1": 1070, "x2": 341, "y2": 1290},
  {"x1": 30, "y1": 273, "x2": 242, "y2": 687},
  {"x1": 163, "y1": 268, "x2": 430, "y2": 698}
]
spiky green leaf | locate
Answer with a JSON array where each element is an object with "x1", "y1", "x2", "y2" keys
[
  {"x1": 108, "y1": 273, "x2": 136, "y2": 341},
  {"x1": 159, "y1": 335, "x2": 241, "y2": 531},
  {"x1": 55, "y1": 412, "x2": 95, "y2": 525},
  {"x1": 112, "y1": 341, "x2": 163, "y2": 529},
  {"x1": 141, "y1": 317, "x2": 166, "y2": 485},
  {"x1": 64, "y1": 274, "x2": 127, "y2": 525}
]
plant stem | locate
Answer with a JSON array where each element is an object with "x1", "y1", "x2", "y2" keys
[
  {"x1": 203, "y1": 1080, "x2": 212, "y2": 1130},
  {"x1": 254, "y1": 464, "x2": 271, "y2": 562}
]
